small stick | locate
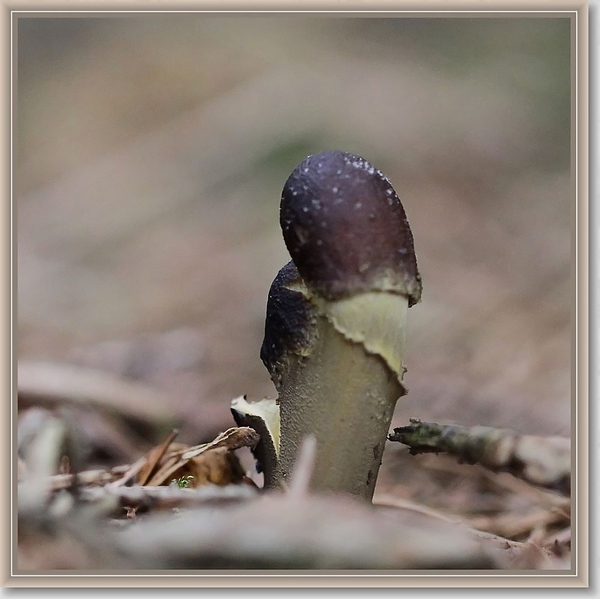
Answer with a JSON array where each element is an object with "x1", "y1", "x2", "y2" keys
[
  {"x1": 468, "y1": 506, "x2": 570, "y2": 540},
  {"x1": 373, "y1": 494, "x2": 462, "y2": 524},
  {"x1": 389, "y1": 418, "x2": 570, "y2": 495},
  {"x1": 287, "y1": 435, "x2": 317, "y2": 497},
  {"x1": 81, "y1": 483, "x2": 257, "y2": 512},
  {"x1": 137, "y1": 429, "x2": 179, "y2": 486},
  {"x1": 41, "y1": 464, "x2": 133, "y2": 491},
  {"x1": 18, "y1": 360, "x2": 174, "y2": 425}
]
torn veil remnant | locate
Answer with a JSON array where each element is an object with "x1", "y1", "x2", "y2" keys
[
  {"x1": 234, "y1": 150, "x2": 422, "y2": 500},
  {"x1": 231, "y1": 395, "x2": 280, "y2": 488}
]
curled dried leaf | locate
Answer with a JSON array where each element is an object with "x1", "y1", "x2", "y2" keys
[{"x1": 132, "y1": 426, "x2": 260, "y2": 488}]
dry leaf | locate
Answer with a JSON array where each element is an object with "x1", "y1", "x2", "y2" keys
[
  {"x1": 133, "y1": 426, "x2": 259, "y2": 488},
  {"x1": 137, "y1": 429, "x2": 179, "y2": 486},
  {"x1": 159, "y1": 447, "x2": 246, "y2": 488}
]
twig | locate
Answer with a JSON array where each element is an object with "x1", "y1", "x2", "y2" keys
[
  {"x1": 543, "y1": 527, "x2": 571, "y2": 555},
  {"x1": 80, "y1": 483, "x2": 258, "y2": 512},
  {"x1": 468, "y1": 529, "x2": 560, "y2": 569},
  {"x1": 18, "y1": 360, "x2": 175, "y2": 426},
  {"x1": 178, "y1": 427, "x2": 260, "y2": 460},
  {"x1": 374, "y1": 493, "x2": 462, "y2": 524},
  {"x1": 467, "y1": 506, "x2": 570, "y2": 540},
  {"x1": 144, "y1": 427, "x2": 260, "y2": 486},
  {"x1": 107, "y1": 457, "x2": 148, "y2": 489},
  {"x1": 137, "y1": 429, "x2": 179, "y2": 486},
  {"x1": 40, "y1": 464, "x2": 132, "y2": 491},
  {"x1": 389, "y1": 418, "x2": 570, "y2": 495},
  {"x1": 19, "y1": 417, "x2": 67, "y2": 513},
  {"x1": 287, "y1": 435, "x2": 317, "y2": 497}
]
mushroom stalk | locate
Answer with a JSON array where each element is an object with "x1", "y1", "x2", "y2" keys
[{"x1": 277, "y1": 285, "x2": 408, "y2": 499}]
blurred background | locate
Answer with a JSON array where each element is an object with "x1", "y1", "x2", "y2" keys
[{"x1": 16, "y1": 16, "x2": 572, "y2": 475}]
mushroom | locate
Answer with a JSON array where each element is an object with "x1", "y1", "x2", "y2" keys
[
  {"x1": 232, "y1": 260, "x2": 315, "y2": 488},
  {"x1": 235, "y1": 150, "x2": 422, "y2": 500}
]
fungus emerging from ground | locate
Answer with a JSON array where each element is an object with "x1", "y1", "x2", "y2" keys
[{"x1": 233, "y1": 150, "x2": 422, "y2": 501}]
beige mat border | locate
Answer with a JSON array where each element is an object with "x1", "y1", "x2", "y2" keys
[{"x1": 1, "y1": 0, "x2": 589, "y2": 588}]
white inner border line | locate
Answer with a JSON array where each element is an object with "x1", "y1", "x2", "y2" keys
[
  {"x1": 10, "y1": 10, "x2": 579, "y2": 14},
  {"x1": 10, "y1": 8, "x2": 15, "y2": 582},
  {"x1": 10, "y1": 8, "x2": 580, "y2": 579}
]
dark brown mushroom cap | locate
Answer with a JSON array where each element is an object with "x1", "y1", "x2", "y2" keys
[
  {"x1": 280, "y1": 150, "x2": 421, "y2": 306},
  {"x1": 260, "y1": 261, "x2": 317, "y2": 387}
]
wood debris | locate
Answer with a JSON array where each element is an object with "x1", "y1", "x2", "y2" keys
[{"x1": 389, "y1": 418, "x2": 570, "y2": 495}]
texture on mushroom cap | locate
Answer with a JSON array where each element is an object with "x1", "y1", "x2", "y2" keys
[
  {"x1": 260, "y1": 261, "x2": 318, "y2": 391},
  {"x1": 280, "y1": 150, "x2": 421, "y2": 306}
]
